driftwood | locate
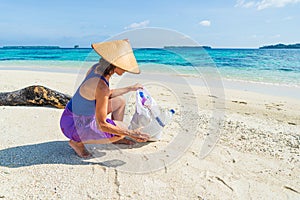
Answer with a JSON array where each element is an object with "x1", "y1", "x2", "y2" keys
[{"x1": 0, "y1": 85, "x2": 71, "y2": 109}]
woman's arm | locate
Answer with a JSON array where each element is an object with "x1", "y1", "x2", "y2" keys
[
  {"x1": 95, "y1": 81, "x2": 149, "y2": 142},
  {"x1": 110, "y1": 83, "x2": 143, "y2": 98}
]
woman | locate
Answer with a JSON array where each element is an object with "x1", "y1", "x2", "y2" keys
[{"x1": 60, "y1": 39, "x2": 150, "y2": 158}]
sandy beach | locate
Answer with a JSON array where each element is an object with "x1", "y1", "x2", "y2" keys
[{"x1": 0, "y1": 69, "x2": 299, "y2": 199}]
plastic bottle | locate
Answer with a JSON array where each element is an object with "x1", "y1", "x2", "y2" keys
[
  {"x1": 144, "y1": 104, "x2": 162, "y2": 126},
  {"x1": 151, "y1": 108, "x2": 175, "y2": 127},
  {"x1": 159, "y1": 109, "x2": 175, "y2": 127},
  {"x1": 142, "y1": 108, "x2": 175, "y2": 141},
  {"x1": 163, "y1": 109, "x2": 175, "y2": 126},
  {"x1": 139, "y1": 90, "x2": 163, "y2": 124},
  {"x1": 139, "y1": 91, "x2": 147, "y2": 105},
  {"x1": 140, "y1": 88, "x2": 175, "y2": 128}
]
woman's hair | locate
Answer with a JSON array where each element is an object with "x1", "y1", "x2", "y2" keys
[{"x1": 95, "y1": 58, "x2": 116, "y2": 76}]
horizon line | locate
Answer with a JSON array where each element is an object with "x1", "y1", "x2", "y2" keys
[{"x1": 1, "y1": 43, "x2": 300, "y2": 49}]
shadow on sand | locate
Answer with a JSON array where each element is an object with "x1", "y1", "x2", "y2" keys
[{"x1": 0, "y1": 141, "x2": 148, "y2": 168}]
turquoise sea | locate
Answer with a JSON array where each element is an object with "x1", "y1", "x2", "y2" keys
[{"x1": 0, "y1": 47, "x2": 300, "y2": 87}]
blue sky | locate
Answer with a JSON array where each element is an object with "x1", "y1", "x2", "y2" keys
[{"x1": 0, "y1": 0, "x2": 299, "y2": 48}]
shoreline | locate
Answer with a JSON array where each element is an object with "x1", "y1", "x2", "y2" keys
[
  {"x1": 1, "y1": 66, "x2": 300, "y2": 99},
  {"x1": 1, "y1": 61, "x2": 300, "y2": 89}
]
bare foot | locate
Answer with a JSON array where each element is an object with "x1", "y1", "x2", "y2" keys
[
  {"x1": 113, "y1": 138, "x2": 136, "y2": 145},
  {"x1": 69, "y1": 140, "x2": 92, "y2": 158}
]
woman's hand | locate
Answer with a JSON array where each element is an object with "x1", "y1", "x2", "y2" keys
[
  {"x1": 128, "y1": 129, "x2": 150, "y2": 142},
  {"x1": 130, "y1": 83, "x2": 143, "y2": 91},
  {"x1": 110, "y1": 83, "x2": 143, "y2": 98}
]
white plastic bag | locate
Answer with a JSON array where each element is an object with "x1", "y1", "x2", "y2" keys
[{"x1": 128, "y1": 88, "x2": 174, "y2": 141}]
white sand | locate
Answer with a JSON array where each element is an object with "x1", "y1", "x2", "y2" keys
[{"x1": 0, "y1": 69, "x2": 299, "y2": 199}]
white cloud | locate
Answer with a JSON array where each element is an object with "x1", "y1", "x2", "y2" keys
[
  {"x1": 235, "y1": 0, "x2": 300, "y2": 10},
  {"x1": 199, "y1": 20, "x2": 211, "y2": 27},
  {"x1": 235, "y1": 0, "x2": 256, "y2": 8},
  {"x1": 257, "y1": 0, "x2": 300, "y2": 9},
  {"x1": 124, "y1": 20, "x2": 150, "y2": 30}
]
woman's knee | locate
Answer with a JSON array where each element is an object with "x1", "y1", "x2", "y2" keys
[
  {"x1": 107, "y1": 95, "x2": 126, "y2": 114},
  {"x1": 116, "y1": 95, "x2": 126, "y2": 108}
]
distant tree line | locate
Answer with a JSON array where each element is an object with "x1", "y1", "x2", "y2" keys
[{"x1": 259, "y1": 43, "x2": 300, "y2": 49}]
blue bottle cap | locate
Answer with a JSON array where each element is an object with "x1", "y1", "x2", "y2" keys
[
  {"x1": 170, "y1": 109, "x2": 175, "y2": 114},
  {"x1": 139, "y1": 91, "x2": 144, "y2": 98}
]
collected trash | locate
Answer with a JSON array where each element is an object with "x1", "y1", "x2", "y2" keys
[{"x1": 129, "y1": 88, "x2": 175, "y2": 141}]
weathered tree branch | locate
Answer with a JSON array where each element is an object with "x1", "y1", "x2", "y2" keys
[{"x1": 0, "y1": 85, "x2": 71, "y2": 109}]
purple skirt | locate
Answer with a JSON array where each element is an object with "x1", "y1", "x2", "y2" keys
[{"x1": 60, "y1": 107, "x2": 115, "y2": 142}]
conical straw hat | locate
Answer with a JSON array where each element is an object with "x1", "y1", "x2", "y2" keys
[{"x1": 91, "y1": 39, "x2": 140, "y2": 74}]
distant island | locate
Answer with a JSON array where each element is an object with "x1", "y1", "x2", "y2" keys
[
  {"x1": 164, "y1": 46, "x2": 212, "y2": 49},
  {"x1": 259, "y1": 43, "x2": 300, "y2": 49}
]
